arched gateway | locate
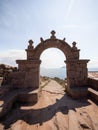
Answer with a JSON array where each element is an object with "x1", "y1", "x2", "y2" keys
[{"x1": 16, "y1": 31, "x2": 89, "y2": 98}]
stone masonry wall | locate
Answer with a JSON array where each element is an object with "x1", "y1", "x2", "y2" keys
[
  {"x1": 66, "y1": 60, "x2": 89, "y2": 88},
  {"x1": 88, "y1": 78, "x2": 98, "y2": 91},
  {"x1": 16, "y1": 60, "x2": 41, "y2": 90},
  {"x1": 15, "y1": 31, "x2": 90, "y2": 98},
  {"x1": 8, "y1": 71, "x2": 26, "y2": 89}
]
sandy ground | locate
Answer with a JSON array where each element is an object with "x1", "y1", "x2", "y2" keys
[
  {"x1": 0, "y1": 79, "x2": 98, "y2": 130},
  {"x1": 88, "y1": 72, "x2": 98, "y2": 79}
]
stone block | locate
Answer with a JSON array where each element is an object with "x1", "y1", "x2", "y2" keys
[{"x1": 17, "y1": 89, "x2": 38, "y2": 104}]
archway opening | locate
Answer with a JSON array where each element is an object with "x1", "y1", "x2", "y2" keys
[
  {"x1": 40, "y1": 48, "x2": 66, "y2": 79},
  {"x1": 39, "y1": 48, "x2": 67, "y2": 90},
  {"x1": 39, "y1": 48, "x2": 67, "y2": 107}
]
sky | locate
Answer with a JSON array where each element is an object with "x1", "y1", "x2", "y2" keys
[{"x1": 0, "y1": 0, "x2": 98, "y2": 68}]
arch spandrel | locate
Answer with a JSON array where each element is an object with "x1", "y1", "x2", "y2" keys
[
  {"x1": 26, "y1": 31, "x2": 80, "y2": 60},
  {"x1": 33, "y1": 39, "x2": 70, "y2": 59},
  {"x1": 32, "y1": 39, "x2": 80, "y2": 60}
]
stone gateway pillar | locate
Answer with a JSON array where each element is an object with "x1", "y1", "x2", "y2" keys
[
  {"x1": 16, "y1": 60, "x2": 41, "y2": 90},
  {"x1": 15, "y1": 31, "x2": 90, "y2": 99},
  {"x1": 65, "y1": 60, "x2": 89, "y2": 98}
]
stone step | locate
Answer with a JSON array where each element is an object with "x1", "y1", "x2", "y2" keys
[
  {"x1": 17, "y1": 89, "x2": 38, "y2": 104},
  {"x1": 88, "y1": 88, "x2": 98, "y2": 102},
  {"x1": 68, "y1": 109, "x2": 81, "y2": 130},
  {"x1": 0, "y1": 89, "x2": 38, "y2": 118}
]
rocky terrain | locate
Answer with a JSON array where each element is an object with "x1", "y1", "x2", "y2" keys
[
  {"x1": 0, "y1": 64, "x2": 17, "y2": 86},
  {"x1": 0, "y1": 80, "x2": 98, "y2": 130},
  {"x1": 0, "y1": 64, "x2": 17, "y2": 97},
  {"x1": 0, "y1": 64, "x2": 98, "y2": 130}
]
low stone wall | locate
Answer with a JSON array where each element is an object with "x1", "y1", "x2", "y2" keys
[
  {"x1": 87, "y1": 78, "x2": 98, "y2": 91},
  {"x1": 8, "y1": 71, "x2": 26, "y2": 89},
  {"x1": 67, "y1": 86, "x2": 88, "y2": 99},
  {"x1": 0, "y1": 89, "x2": 38, "y2": 118}
]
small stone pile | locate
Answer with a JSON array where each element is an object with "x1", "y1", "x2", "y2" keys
[
  {"x1": 0, "y1": 64, "x2": 17, "y2": 86},
  {"x1": 0, "y1": 64, "x2": 17, "y2": 96}
]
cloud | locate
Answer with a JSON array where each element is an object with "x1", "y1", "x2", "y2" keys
[
  {"x1": 63, "y1": 24, "x2": 98, "y2": 29},
  {"x1": 0, "y1": 48, "x2": 66, "y2": 68},
  {"x1": 0, "y1": 50, "x2": 26, "y2": 66},
  {"x1": 40, "y1": 48, "x2": 66, "y2": 68},
  {"x1": 66, "y1": 0, "x2": 74, "y2": 19}
]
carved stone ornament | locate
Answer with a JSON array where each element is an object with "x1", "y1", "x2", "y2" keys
[
  {"x1": 40, "y1": 37, "x2": 44, "y2": 43},
  {"x1": 50, "y1": 30, "x2": 56, "y2": 39},
  {"x1": 28, "y1": 39, "x2": 34, "y2": 49},
  {"x1": 72, "y1": 41, "x2": 77, "y2": 50}
]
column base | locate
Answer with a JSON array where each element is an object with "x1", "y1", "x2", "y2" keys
[
  {"x1": 17, "y1": 89, "x2": 38, "y2": 105},
  {"x1": 67, "y1": 86, "x2": 89, "y2": 99}
]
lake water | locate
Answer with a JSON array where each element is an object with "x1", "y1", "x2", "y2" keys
[
  {"x1": 40, "y1": 67, "x2": 66, "y2": 79},
  {"x1": 40, "y1": 67, "x2": 98, "y2": 79}
]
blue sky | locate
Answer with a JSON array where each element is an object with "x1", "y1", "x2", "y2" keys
[{"x1": 0, "y1": 0, "x2": 98, "y2": 68}]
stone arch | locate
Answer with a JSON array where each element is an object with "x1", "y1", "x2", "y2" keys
[
  {"x1": 26, "y1": 31, "x2": 80, "y2": 61},
  {"x1": 16, "y1": 31, "x2": 89, "y2": 98},
  {"x1": 33, "y1": 39, "x2": 76, "y2": 60}
]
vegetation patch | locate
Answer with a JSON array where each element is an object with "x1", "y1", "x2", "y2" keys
[{"x1": 52, "y1": 77, "x2": 67, "y2": 89}]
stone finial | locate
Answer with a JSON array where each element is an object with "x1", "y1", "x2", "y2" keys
[
  {"x1": 63, "y1": 38, "x2": 66, "y2": 42},
  {"x1": 50, "y1": 30, "x2": 56, "y2": 39},
  {"x1": 28, "y1": 39, "x2": 34, "y2": 50},
  {"x1": 40, "y1": 37, "x2": 44, "y2": 43},
  {"x1": 28, "y1": 39, "x2": 33, "y2": 45},
  {"x1": 72, "y1": 41, "x2": 77, "y2": 50}
]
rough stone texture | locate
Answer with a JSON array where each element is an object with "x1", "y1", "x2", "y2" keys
[
  {"x1": 8, "y1": 71, "x2": 26, "y2": 89},
  {"x1": 14, "y1": 30, "x2": 89, "y2": 98},
  {"x1": 0, "y1": 89, "x2": 38, "y2": 118},
  {"x1": 2, "y1": 31, "x2": 98, "y2": 123},
  {"x1": 0, "y1": 30, "x2": 90, "y2": 109},
  {"x1": 17, "y1": 89, "x2": 38, "y2": 104},
  {"x1": 88, "y1": 78, "x2": 98, "y2": 91},
  {"x1": 87, "y1": 77, "x2": 98, "y2": 102},
  {"x1": 88, "y1": 88, "x2": 98, "y2": 102},
  {"x1": 66, "y1": 60, "x2": 89, "y2": 88}
]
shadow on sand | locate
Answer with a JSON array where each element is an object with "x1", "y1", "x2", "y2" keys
[{"x1": 0, "y1": 93, "x2": 91, "y2": 129}]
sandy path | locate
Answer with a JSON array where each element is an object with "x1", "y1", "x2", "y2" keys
[{"x1": 0, "y1": 80, "x2": 98, "y2": 130}]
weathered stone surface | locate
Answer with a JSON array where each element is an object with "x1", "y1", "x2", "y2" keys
[
  {"x1": 88, "y1": 88, "x2": 98, "y2": 102},
  {"x1": 14, "y1": 31, "x2": 90, "y2": 98},
  {"x1": 1, "y1": 31, "x2": 90, "y2": 103},
  {"x1": 8, "y1": 71, "x2": 26, "y2": 89},
  {"x1": 0, "y1": 89, "x2": 38, "y2": 118},
  {"x1": 88, "y1": 78, "x2": 98, "y2": 91},
  {"x1": 1, "y1": 31, "x2": 98, "y2": 123}
]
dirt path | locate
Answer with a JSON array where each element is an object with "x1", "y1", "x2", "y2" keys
[{"x1": 0, "y1": 80, "x2": 98, "y2": 130}]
